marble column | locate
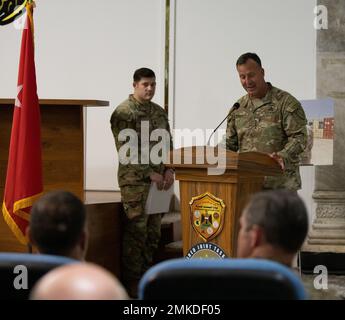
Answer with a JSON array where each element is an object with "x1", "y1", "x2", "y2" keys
[{"x1": 303, "y1": 0, "x2": 345, "y2": 253}]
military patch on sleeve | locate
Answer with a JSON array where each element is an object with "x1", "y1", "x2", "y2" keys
[
  {"x1": 294, "y1": 107, "x2": 308, "y2": 123},
  {"x1": 285, "y1": 98, "x2": 307, "y2": 123}
]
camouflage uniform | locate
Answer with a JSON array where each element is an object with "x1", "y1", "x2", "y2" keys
[
  {"x1": 110, "y1": 94, "x2": 172, "y2": 283},
  {"x1": 300, "y1": 125, "x2": 314, "y2": 165},
  {"x1": 226, "y1": 83, "x2": 307, "y2": 190}
]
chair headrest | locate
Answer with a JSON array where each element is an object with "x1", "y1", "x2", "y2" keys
[
  {"x1": 0, "y1": 253, "x2": 78, "y2": 300},
  {"x1": 139, "y1": 258, "x2": 306, "y2": 300}
]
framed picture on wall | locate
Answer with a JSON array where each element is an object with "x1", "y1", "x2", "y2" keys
[{"x1": 300, "y1": 98, "x2": 334, "y2": 166}]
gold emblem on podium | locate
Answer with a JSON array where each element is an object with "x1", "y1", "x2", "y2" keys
[{"x1": 189, "y1": 192, "x2": 225, "y2": 242}]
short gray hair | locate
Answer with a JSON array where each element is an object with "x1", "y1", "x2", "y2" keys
[{"x1": 244, "y1": 190, "x2": 308, "y2": 253}]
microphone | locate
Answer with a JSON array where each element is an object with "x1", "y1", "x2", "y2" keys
[{"x1": 207, "y1": 102, "x2": 240, "y2": 146}]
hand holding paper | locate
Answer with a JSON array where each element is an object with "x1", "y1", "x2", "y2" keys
[
  {"x1": 163, "y1": 169, "x2": 174, "y2": 190},
  {"x1": 145, "y1": 182, "x2": 174, "y2": 215},
  {"x1": 150, "y1": 172, "x2": 164, "y2": 190}
]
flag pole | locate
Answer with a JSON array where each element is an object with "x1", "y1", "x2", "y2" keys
[
  {"x1": 26, "y1": 0, "x2": 36, "y2": 251},
  {"x1": 26, "y1": 0, "x2": 35, "y2": 40},
  {"x1": 26, "y1": 0, "x2": 37, "y2": 251}
]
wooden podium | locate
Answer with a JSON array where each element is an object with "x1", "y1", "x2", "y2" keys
[
  {"x1": 168, "y1": 146, "x2": 282, "y2": 258},
  {"x1": 0, "y1": 98, "x2": 109, "y2": 252}
]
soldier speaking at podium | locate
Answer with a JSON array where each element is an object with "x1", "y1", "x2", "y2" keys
[{"x1": 226, "y1": 53, "x2": 307, "y2": 191}]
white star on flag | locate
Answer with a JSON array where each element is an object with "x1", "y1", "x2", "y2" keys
[{"x1": 15, "y1": 84, "x2": 23, "y2": 107}]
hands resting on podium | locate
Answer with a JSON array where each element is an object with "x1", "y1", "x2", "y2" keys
[{"x1": 269, "y1": 152, "x2": 285, "y2": 170}]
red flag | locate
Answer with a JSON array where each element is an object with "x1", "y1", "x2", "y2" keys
[{"x1": 2, "y1": 2, "x2": 43, "y2": 245}]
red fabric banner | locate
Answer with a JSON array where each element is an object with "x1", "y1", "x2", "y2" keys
[{"x1": 2, "y1": 4, "x2": 43, "y2": 245}]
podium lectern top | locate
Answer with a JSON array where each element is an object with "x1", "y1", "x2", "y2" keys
[{"x1": 167, "y1": 146, "x2": 282, "y2": 176}]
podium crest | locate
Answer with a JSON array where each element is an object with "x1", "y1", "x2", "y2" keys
[{"x1": 189, "y1": 192, "x2": 225, "y2": 242}]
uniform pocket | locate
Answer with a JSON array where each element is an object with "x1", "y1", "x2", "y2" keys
[
  {"x1": 235, "y1": 111, "x2": 254, "y2": 129},
  {"x1": 121, "y1": 185, "x2": 149, "y2": 219}
]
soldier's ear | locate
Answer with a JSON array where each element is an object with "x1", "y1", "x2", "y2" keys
[{"x1": 261, "y1": 68, "x2": 265, "y2": 77}]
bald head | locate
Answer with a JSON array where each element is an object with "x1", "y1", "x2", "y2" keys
[{"x1": 30, "y1": 263, "x2": 128, "y2": 300}]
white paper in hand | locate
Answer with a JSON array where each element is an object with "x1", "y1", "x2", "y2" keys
[{"x1": 145, "y1": 183, "x2": 173, "y2": 214}]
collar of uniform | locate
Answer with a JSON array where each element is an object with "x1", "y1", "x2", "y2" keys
[
  {"x1": 128, "y1": 94, "x2": 151, "y2": 110},
  {"x1": 249, "y1": 82, "x2": 273, "y2": 111}
]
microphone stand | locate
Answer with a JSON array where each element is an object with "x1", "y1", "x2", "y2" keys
[{"x1": 207, "y1": 103, "x2": 240, "y2": 146}]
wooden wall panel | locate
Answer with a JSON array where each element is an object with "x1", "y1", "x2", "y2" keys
[
  {"x1": 85, "y1": 202, "x2": 124, "y2": 278},
  {"x1": 0, "y1": 104, "x2": 84, "y2": 201},
  {"x1": 0, "y1": 99, "x2": 108, "y2": 254}
]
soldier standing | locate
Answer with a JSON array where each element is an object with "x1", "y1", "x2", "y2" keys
[
  {"x1": 226, "y1": 53, "x2": 307, "y2": 191},
  {"x1": 111, "y1": 68, "x2": 174, "y2": 297}
]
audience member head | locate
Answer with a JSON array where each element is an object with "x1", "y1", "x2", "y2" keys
[
  {"x1": 28, "y1": 190, "x2": 88, "y2": 260},
  {"x1": 237, "y1": 190, "x2": 308, "y2": 267},
  {"x1": 30, "y1": 263, "x2": 128, "y2": 300}
]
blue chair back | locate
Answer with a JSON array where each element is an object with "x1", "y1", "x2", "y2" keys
[
  {"x1": 0, "y1": 253, "x2": 78, "y2": 299},
  {"x1": 139, "y1": 258, "x2": 307, "y2": 300}
]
